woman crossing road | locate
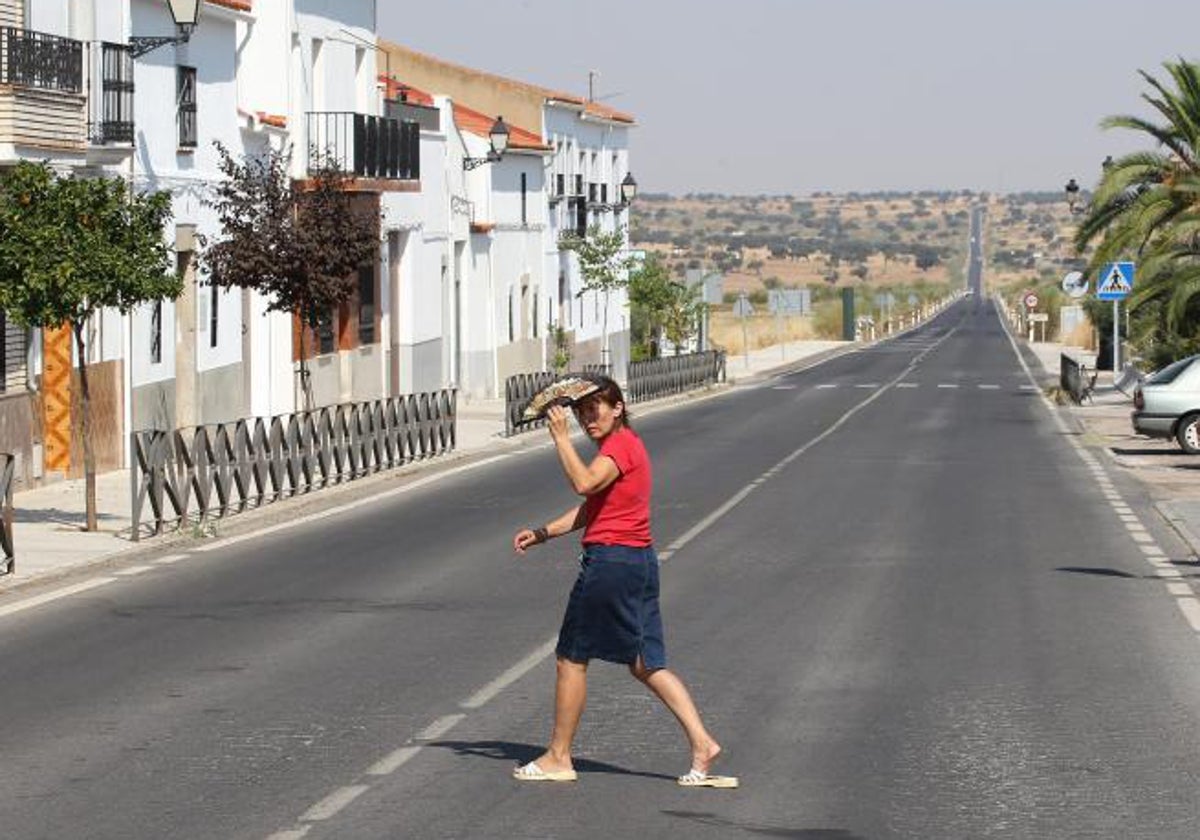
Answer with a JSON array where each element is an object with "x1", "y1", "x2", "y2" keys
[{"x1": 511, "y1": 376, "x2": 736, "y2": 788}]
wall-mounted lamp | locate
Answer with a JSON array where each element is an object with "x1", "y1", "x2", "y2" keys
[
  {"x1": 463, "y1": 116, "x2": 510, "y2": 170},
  {"x1": 620, "y1": 172, "x2": 638, "y2": 205},
  {"x1": 130, "y1": 0, "x2": 202, "y2": 58}
]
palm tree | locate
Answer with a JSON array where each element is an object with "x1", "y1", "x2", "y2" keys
[{"x1": 1075, "y1": 59, "x2": 1200, "y2": 336}]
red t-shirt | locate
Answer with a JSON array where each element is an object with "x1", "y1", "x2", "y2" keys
[{"x1": 582, "y1": 426, "x2": 653, "y2": 547}]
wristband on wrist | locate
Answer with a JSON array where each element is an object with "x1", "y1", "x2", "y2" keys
[{"x1": 533, "y1": 527, "x2": 550, "y2": 544}]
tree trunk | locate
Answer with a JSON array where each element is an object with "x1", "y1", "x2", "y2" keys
[
  {"x1": 298, "y1": 304, "x2": 313, "y2": 412},
  {"x1": 602, "y1": 290, "x2": 610, "y2": 370},
  {"x1": 72, "y1": 321, "x2": 97, "y2": 532}
]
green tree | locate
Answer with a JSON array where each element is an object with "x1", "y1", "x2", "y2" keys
[
  {"x1": 0, "y1": 161, "x2": 177, "y2": 530},
  {"x1": 559, "y1": 225, "x2": 635, "y2": 364},
  {"x1": 1075, "y1": 59, "x2": 1200, "y2": 348},
  {"x1": 662, "y1": 280, "x2": 706, "y2": 354},
  {"x1": 627, "y1": 252, "x2": 675, "y2": 358},
  {"x1": 202, "y1": 144, "x2": 380, "y2": 409}
]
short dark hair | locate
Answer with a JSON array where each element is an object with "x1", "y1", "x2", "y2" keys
[{"x1": 578, "y1": 375, "x2": 632, "y2": 429}]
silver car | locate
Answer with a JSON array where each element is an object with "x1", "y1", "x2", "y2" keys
[{"x1": 1133, "y1": 354, "x2": 1200, "y2": 453}]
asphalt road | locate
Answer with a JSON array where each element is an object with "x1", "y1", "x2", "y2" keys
[{"x1": 5, "y1": 247, "x2": 1200, "y2": 838}]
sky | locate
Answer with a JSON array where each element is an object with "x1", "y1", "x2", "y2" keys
[{"x1": 377, "y1": 1, "x2": 1200, "y2": 197}]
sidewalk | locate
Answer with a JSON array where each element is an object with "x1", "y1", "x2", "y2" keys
[
  {"x1": 3, "y1": 338, "x2": 856, "y2": 591},
  {"x1": 1027, "y1": 339, "x2": 1200, "y2": 556}
]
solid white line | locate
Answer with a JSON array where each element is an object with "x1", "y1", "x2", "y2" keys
[
  {"x1": 460, "y1": 637, "x2": 558, "y2": 709},
  {"x1": 154, "y1": 554, "x2": 188, "y2": 565},
  {"x1": 196, "y1": 454, "x2": 513, "y2": 553},
  {"x1": 300, "y1": 785, "x2": 371, "y2": 823},
  {"x1": 1176, "y1": 597, "x2": 1200, "y2": 633},
  {"x1": 365, "y1": 745, "x2": 422, "y2": 777},
  {"x1": 115, "y1": 565, "x2": 154, "y2": 577},
  {"x1": 0, "y1": 578, "x2": 116, "y2": 618}
]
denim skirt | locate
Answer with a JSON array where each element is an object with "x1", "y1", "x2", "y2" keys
[{"x1": 556, "y1": 544, "x2": 666, "y2": 669}]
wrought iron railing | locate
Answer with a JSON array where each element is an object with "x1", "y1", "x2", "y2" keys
[
  {"x1": 306, "y1": 111, "x2": 420, "y2": 180},
  {"x1": 0, "y1": 27, "x2": 83, "y2": 93},
  {"x1": 0, "y1": 452, "x2": 13, "y2": 576},
  {"x1": 504, "y1": 365, "x2": 610, "y2": 436},
  {"x1": 627, "y1": 350, "x2": 726, "y2": 404},
  {"x1": 87, "y1": 41, "x2": 133, "y2": 144},
  {"x1": 130, "y1": 390, "x2": 456, "y2": 540}
]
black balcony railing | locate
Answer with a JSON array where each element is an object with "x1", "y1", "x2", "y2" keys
[
  {"x1": 87, "y1": 42, "x2": 133, "y2": 144},
  {"x1": 307, "y1": 112, "x2": 420, "y2": 181},
  {"x1": 0, "y1": 27, "x2": 83, "y2": 93}
]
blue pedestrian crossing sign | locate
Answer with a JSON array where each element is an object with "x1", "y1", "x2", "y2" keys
[{"x1": 1097, "y1": 262, "x2": 1134, "y2": 301}]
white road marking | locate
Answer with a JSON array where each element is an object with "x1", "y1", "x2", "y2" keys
[
  {"x1": 855, "y1": 383, "x2": 880, "y2": 389},
  {"x1": 937, "y1": 383, "x2": 958, "y2": 389},
  {"x1": 816, "y1": 384, "x2": 838, "y2": 389},
  {"x1": 365, "y1": 746, "x2": 422, "y2": 777},
  {"x1": 1177, "y1": 598, "x2": 1200, "y2": 633},
  {"x1": 1131, "y1": 532, "x2": 1155, "y2": 543},
  {"x1": 1118, "y1": 515, "x2": 1140, "y2": 523},
  {"x1": 154, "y1": 554, "x2": 188, "y2": 565},
  {"x1": 0, "y1": 578, "x2": 116, "y2": 619},
  {"x1": 115, "y1": 565, "x2": 154, "y2": 577},
  {"x1": 460, "y1": 637, "x2": 558, "y2": 709},
  {"x1": 265, "y1": 829, "x2": 310, "y2": 840},
  {"x1": 299, "y1": 785, "x2": 371, "y2": 823},
  {"x1": 1019, "y1": 384, "x2": 1038, "y2": 391},
  {"x1": 416, "y1": 713, "x2": 465, "y2": 742},
  {"x1": 772, "y1": 385, "x2": 797, "y2": 390},
  {"x1": 978, "y1": 384, "x2": 1001, "y2": 390},
  {"x1": 1168, "y1": 582, "x2": 1194, "y2": 597},
  {"x1": 896, "y1": 382, "x2": 919, "y2": 389},
  {"x1": 1155, "y1": 567, "x2": 1184, "y2": 579},
  {"x1": 1141, "y1": 545, "x2": 1167, "y2": 557}
]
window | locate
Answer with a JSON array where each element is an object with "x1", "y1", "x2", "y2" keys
[
  {"x1": 1, "y1": 311, "x2": 28, "y2": 394},
  {"x1": 555, "y1": 173, "x2": 564, "y2": 197},
  {"x1": 150, "y1": 301, "x2": 162, "y2": 363},
  {"x1": 520, "y1": 173, "x2": 527, "y2": 225},
  {"x1": 601, "y1": 184, "x2": 608, "y2": 204},
  {"x1": 177, "y1": 65, "x2": 197, "y2": 148},
  {"x1": 358, "y1": 263, "x2": 375, "y2": 344},
  {"x1": 209, "y1": 283, "x2": 219, "y2": 348},
  {"x1": 316, "y1": 311, "x2": 335, "y2": 355}
]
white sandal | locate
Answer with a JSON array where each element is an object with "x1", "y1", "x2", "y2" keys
[
  {"x1": 512, "y1": 760, "x2": 578, "y2": 782},
  {"x1": 677, "y1": 768, "x2": 739, "y2": 788}
]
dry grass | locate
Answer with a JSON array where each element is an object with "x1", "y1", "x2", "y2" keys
[{"x1": 709, "y1": 311, "x2": 817, "y2": 354}]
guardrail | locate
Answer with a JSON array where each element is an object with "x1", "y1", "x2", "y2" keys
[
  {"x1": 504, "y1": 365, "x2": 610, "y2": 436},
  {"x1": 627, "y1": 351, "x2": 726, "y2": 404},
  {"x1": 0, "y1": 452, "x2": 12, "y2": 575},
  {"x1": 1060, "y1": 353, "x2": 1096, "y2": 405},
  {"x1": 131, "y1": 390, "x2": 455, "y2": 540}
]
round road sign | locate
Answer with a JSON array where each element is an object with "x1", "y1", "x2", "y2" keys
[
  {"x1": 1062, "y1": 271, "x2": 1088, "y2": 299},
  {"x1": 1023, "y1": 293, "x2": 1039, "y2": 309}
]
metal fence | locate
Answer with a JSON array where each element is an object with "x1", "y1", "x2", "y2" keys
[
  {"x1": 131, "y1": 390, "x2": 456, "y2": 540},
  {"x1": 306, "y1": 111, "x2": 420, "y2": 181},
  {"x1": 0, "y1": 26, "x2": 83, "y2": 93},
  {"x1": 0, "y1": 452, "x2": 13, "y2": 576},
  {"x1": 627, "y1": 351, "x2": 726, "y2": 404},
  {"x1": 504, "y1": 365, "x2": 610, "y2": 436}
]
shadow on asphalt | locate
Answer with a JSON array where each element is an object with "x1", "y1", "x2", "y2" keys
[
  {"x1": 662, "y1": 811, "x2": 863, "y2": 839},
  {"x1": 1057, "y1": 565, "x2": 1200, "y2": 579},
  {"x1": 427, "y1": 739, "x2": 675, "y2": 780},
  {"x1": 1111, "y1": 447, "x2": 1191, "y2": 457}
]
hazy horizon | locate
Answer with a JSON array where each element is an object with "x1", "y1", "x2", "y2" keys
[{"x1": 378, "y1": 1, "x2": 1200, "y2": 197}]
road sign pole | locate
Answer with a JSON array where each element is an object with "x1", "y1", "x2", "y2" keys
[{"x1": 1113, "y1": 299, "x2": 1120, "y2": 372}]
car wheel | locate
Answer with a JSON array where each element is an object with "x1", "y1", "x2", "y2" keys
[{"x1": 1177, "y1": 413, "x2": 1200, "y2": 454}]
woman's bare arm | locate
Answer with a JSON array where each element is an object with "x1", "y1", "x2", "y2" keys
[
  {"x1": 514, "y1": 503, "x2": 587, "y2": 554},
  {"x1": 546, "y1": 405, "x2": 620, "y2": 496}
]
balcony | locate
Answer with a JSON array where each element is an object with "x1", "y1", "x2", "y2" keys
[
  {"x1": 0, "y1": 27, "x2": 86, "y2": 153},
  {"x1": 87, "y1": 42, "x2": 133, "y2": 146},
  {"x1": 306, "y1": 112, "x2": 420, "y2": 184}
]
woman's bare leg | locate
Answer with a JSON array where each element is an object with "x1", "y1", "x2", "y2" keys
[
  {"x1": 629, "y1": 659, "x2": 721, "y2": 772},
  {"x1": 535, "y1": 657, "x2": 588, "y2": 772}
]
